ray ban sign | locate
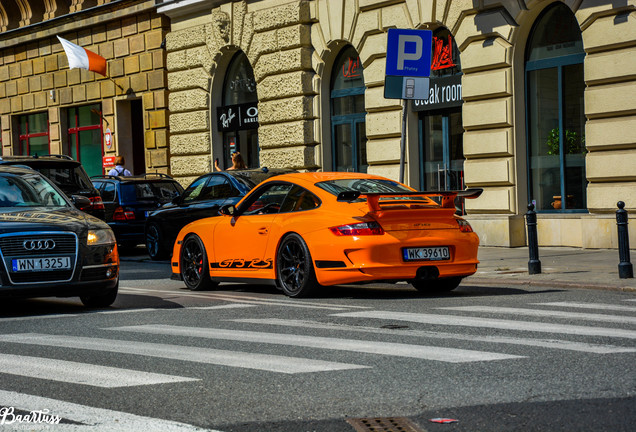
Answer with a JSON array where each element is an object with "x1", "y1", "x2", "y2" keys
[{"x1": 217, "y1": 102, "x2": 259, "y2": 132}]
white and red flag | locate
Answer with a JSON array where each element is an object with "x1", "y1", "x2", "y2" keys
[{"x1": 57, "y1": 36, "x2": 107, "y2": 76}]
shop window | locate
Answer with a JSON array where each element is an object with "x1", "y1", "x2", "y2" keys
[
  {"x1": 19, "y1": 112, "x2": 49, "y2": 156},
  {"x1": 67, "y1": 104, "x2": 103, "y2": 177},
  {"x1": 217, "y1": 51, "x2": 259, "y2": 169},
  {"x1": 525, "y1": 3, "x2": 586, "y2": 212},
  {"x1": 330, "y1": 46, "x2": 367, "y2": 173}
]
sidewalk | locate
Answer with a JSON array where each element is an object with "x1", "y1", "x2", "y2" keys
[{"x1": 468, "y1": 246, "x2": 636, "y2": 292}]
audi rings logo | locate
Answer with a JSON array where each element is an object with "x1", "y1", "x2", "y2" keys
[{"x1": 23, "y1": 239, "x2": 56, "y2": 251}]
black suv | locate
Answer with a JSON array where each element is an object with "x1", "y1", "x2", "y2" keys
[
  {"x1": 0, "y1": 155, "x2": 105, "y2": 220},
  {"x1": 91, "y1": 173, "x2": 184, "y2": 251},
  {"x1": 0, "y1": 165, "x2": 119, "y2": 307}
]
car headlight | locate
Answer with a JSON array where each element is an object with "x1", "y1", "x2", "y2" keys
[{"x1": 87, "y1": 228, "x2": 116, "y2": 246}]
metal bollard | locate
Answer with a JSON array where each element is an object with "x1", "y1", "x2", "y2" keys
[
  {"x1": 616, "y1": 201, "x2": 633, "y2": 279},
  {"x1": 526, "y1": 203, "x2": 541, "y2": 274}
]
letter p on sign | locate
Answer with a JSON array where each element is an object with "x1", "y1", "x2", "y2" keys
[{"x1": 386, "y1": 29, "x2": 432, "y2": 77}]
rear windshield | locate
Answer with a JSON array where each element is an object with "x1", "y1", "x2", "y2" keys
[
  {"x1": 316, "y1": 178, "x2": 435, "y2": 205},
  {"x1": 316, "y1": 178, "x2": 412, "y2": 195},
  {"x1": 231, "y1": 171, "x2": 291, "y2": 190},
  {"x1": 120, "y1": 182, "x2": 182, "y2": 204},
  {"x1": 33, "y1": 165, "x2": 94, "y2": 194}
]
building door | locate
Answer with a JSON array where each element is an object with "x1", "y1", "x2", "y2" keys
[{"x1": 419, "y1": 110, "x2": 464, "y2": 192}]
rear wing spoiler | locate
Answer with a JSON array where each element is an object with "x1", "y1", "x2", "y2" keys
[{"x1": 336, "y1": 188, "x2": 483, "y2": 212}]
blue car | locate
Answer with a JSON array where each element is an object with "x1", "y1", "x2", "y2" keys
[{"x1": 91, "y1": 173, "x2": 184, "y2": 252}]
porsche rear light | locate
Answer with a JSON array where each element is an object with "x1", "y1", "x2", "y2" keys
[
  {"x1": 329, "y1": 221, "x2": 384, "y2": 236},
  {"x1": 113, "y1": 206, "x2": 135, "y2": 221},
  {"x1": 456, "y1": 219, "x2": 473, "y2": 233},
  {"x1": 89, "y1": 196, "x2": 105, "y2": 210}
]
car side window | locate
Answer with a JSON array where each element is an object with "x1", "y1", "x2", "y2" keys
[
  {"x1": 243, "y1": 183, "x2": 293, "y2": 215},
  {"x1": 181, "y1": 176, "x2": 209, "y2": 204},
  {"x1": 280, "y1": 185, "x2": 320, "y2": 213},
  {"x1": 200, "y1": 176, "x2": 232, "y2": 201},
  {"x1": 101, "y1": 182, "x2": 116, "y2": 202}
]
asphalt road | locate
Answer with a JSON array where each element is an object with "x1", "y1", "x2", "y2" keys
[{"x1": 0, "y1": 248, "x2": 635, "y2": 431}]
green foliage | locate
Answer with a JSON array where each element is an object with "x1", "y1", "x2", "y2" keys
[{"x1": 546, "y1": 128, "x2": 586, "y2": 155}]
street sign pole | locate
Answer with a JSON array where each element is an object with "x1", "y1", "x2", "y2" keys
[
  {"x1": 399, "y1": 100, "x2": 407, "y2": 183},
  {"x1": 385, "y1": 29, "x2": 432, "y2": 184}
]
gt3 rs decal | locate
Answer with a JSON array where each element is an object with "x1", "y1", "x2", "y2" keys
[{"x1": 210, "y1": 258, "x2": 273, "y2": 269}]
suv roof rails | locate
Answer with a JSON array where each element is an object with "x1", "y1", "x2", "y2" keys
[
  {"x1": 91, "y1": 173, "x2": 174, "y2": 180},
  {"x1": 44, "y1": 154, "x2": 74, "y2": 160}
]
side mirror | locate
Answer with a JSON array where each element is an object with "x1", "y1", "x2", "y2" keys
[
  {"x1": 71, "y1": 195, "x2": 91, "y2": 209},
  {"x1": 172, "y1": 195, "x2": 183, "y2": 205},
  {"x1": 219, "y1": 204, "x2": 236, "y2": 216}
]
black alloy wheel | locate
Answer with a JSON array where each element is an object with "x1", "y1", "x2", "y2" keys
[
  {"x1": 180, "y1": 234, "x2": 217, "y2": 291},
  {"x1": 146, "y1": 222, "x2": 168, "y2": 260},
  {"x1": 411, "y1": 276, "x2": 462, "y2": 293},
  {"x1": 276, "y1": 233, "x2": 319, "y2": 298}
]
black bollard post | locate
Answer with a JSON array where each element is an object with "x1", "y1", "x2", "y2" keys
[
  {"x1": 616, "y1": 201, "x2": 633, "y2": 279},
  {"x1": 526, "y1": 203, "x2": 541, "y2": 274}
]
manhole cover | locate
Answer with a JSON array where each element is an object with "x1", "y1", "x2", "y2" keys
[{"x1": 347, "y1": 417, "x2": 426, "y2": 432}]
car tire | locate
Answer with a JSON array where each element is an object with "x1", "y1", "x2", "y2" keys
[
  {"x1": 411, "y1": 276, "x2": 462, "y2": 293},
  {"x1": 276, "y1": 233, "x2": 319, "y2": 298},
  {"x1": 180, "y1": 234, "x2": 218, "y2": 291},
  {"x1": 146, "y1": 222, "x2": 168, "y2": 260},
  {"x1": 80, "y1": 281, "x2": 119, "y2": 308}
]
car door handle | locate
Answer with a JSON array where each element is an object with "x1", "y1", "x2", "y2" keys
[{"x1": 258, "y1": 227, "x2": 269, "y2": 235}]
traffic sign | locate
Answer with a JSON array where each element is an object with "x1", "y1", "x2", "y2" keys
[{"x1": 385, "y1": 28, "x2": 432, "y2": 77}]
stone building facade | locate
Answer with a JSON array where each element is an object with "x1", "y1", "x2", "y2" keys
[
  {"x1": 0, "y1": 0, "x2": 170, "y2": 176},
  {"x1": 161, "y1": 0, "x2": 636, "y2": 249}
]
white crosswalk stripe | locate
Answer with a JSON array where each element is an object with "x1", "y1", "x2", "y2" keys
[
  {"x1": 0, "y1": 389, "x2": 215, "y2": 431},
  {"x1": 107, "y1": 324, "x2": 523, "y2": 363},
  {"x1": 0, "y1": 354, "x2": 197, "y2": 388},
  {"x1": 0, "y1": 333, "x2": 366, "y2": 374},
  {"x1": 333, "y1": 310, "x2": 636, "y2": 339},
  {"x1": 534, "y1": 301, "x2": 636, "y2": 312},
  {"x1": 438, "y1": 305, "x2": 636, "y2": 324},
  {"x1": 233, "y1": 318, "x2": 636, "y2": 354}
]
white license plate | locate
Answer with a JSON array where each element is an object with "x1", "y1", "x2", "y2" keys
[
  {"x1": 403, "y1": 247, "x2": 450, "y2": 261},
  {"x1": 12, "y1": 257, "x2": 71, "y2": 272}
]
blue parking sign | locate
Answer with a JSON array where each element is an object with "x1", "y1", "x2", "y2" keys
[{"x1": 385, "y1": 28, "x2": 432, "y2": 77}]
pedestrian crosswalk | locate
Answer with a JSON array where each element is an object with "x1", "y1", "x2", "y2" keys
[{"x1": 0, "y1": 297, "x2": 635, "y2": 429}]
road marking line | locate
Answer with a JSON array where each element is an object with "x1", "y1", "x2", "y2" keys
[
  {"x1": 534, "y1": 302, "x2": 636, "y2": 312},
  {"x1": 0, "y1": 389, "x2": 215, "y2": 431},
  {"x1": 0, "y1": 353, "x2": 198, "y2": 388},
  {"x1": 108, "y1": 325, "x2": 523, "y2": 363},
  {"x1": 333, "y1": 311, "x2": 636, "y2": 339},
  {"x1": 438, "y1": 306, "x2": 636, "y2": 325},
  {"x1": 189, "y1": 304, "x2": 257, "y2": 310},
  {"x1": 0, "y1": 314, "x2": 80, "y2": 323},
  {"x1": 0, "y1": 333, "x2": 366, "y2": 374},
  {"x1": 233, "y1": 318, "x2": 636, "y2": 354}
]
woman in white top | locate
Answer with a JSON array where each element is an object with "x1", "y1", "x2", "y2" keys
[{"x1": 108, "y1": 156, "x2": 132, "y2": 176}]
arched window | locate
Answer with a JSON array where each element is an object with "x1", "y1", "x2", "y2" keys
[
  {"x1": 526, "y1": 3, "x2": 586, "y2": 211},
  {"x1": 217, "y1": 51, "x2": 259, "y2": 169},
  {"x1": 330, "y1": 46, "x2": 367, "y2": 172}
]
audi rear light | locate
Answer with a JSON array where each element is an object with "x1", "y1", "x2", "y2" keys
[
  {"x1": 329, "y1": 221, "x2": 384, "y2": 236},
  {"x1": 113, "y1": 206, "x2": 135, "y2": 221},
  {"x1": 456, "y1": 219, "x2": 473, "y2": 233},
  {"x1": 89, "y1": 196, "x2": 105, "y2": 210}
]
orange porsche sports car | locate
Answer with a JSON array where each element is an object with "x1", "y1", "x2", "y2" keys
[{"x1": 171, "y1": 172, "x2": 482, "y2": 297}]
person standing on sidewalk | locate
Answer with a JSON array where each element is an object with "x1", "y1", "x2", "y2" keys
[{"x1": 108, "y1": 156, "x2": 132, "y2": 177}]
